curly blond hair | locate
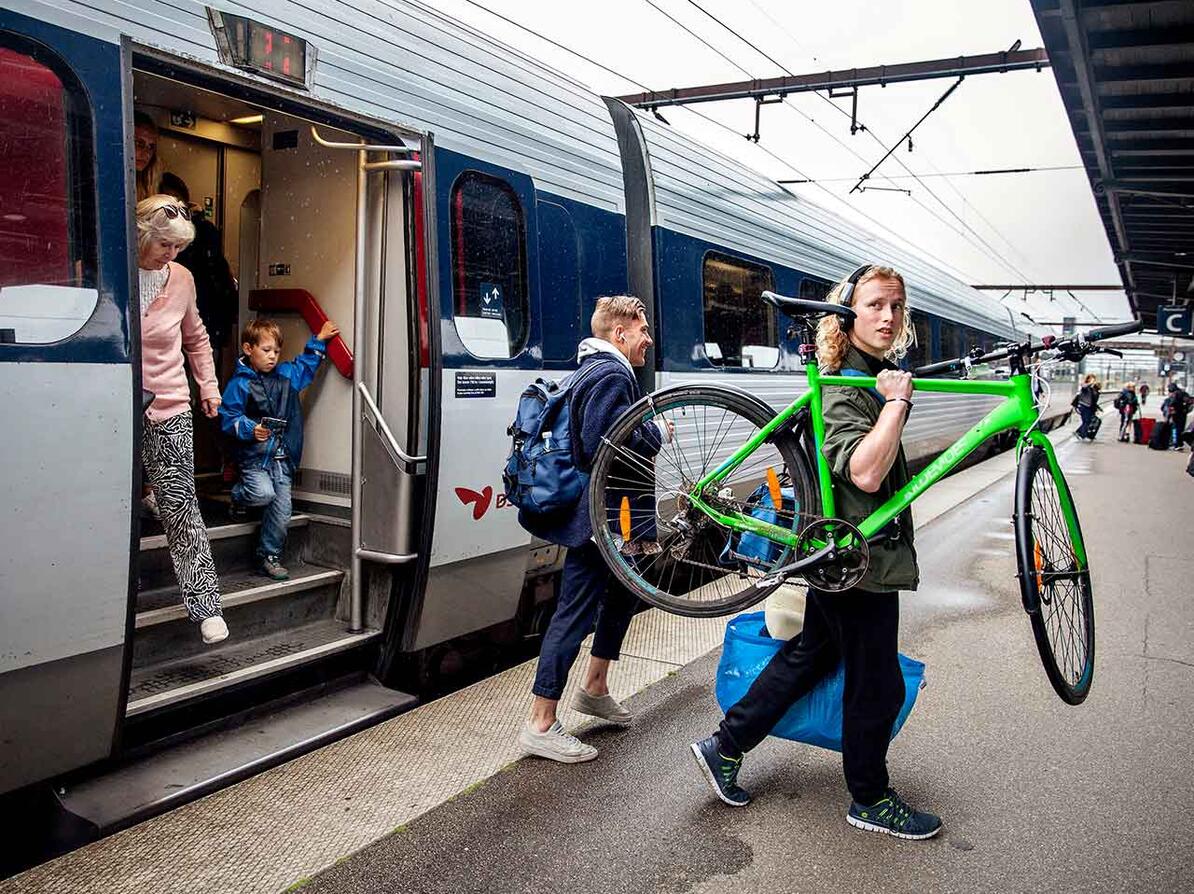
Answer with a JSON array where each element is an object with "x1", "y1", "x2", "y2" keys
[
  {"x1": 815, "y1": 266, "x2": 914, "y2": 372},
  {"x1": 135, "y1": 194, "x2": 196, "y2": 257}
]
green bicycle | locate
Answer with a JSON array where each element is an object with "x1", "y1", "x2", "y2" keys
[{"x1": 588, "y1": 292, "x2": 1142, "y2": 705}]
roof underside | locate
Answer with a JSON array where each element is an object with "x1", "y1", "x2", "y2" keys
[{"x1": 1032, "y1": 0, "x2": 1194, "y2": 329}]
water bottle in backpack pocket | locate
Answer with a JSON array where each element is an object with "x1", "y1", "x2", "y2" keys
[{"x1": 502, "y1": 360, "x2": 616, "y2": 514}]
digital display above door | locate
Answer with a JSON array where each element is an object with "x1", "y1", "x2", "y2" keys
[{"x1": 208, "y1": 9, "x2": 313, "y2": 88}]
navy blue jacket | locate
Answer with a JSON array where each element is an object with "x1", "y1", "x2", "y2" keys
[
  {"x1": 518, "y1": 353, "x2": 663, "y2": 549},
  {"x1": 219, "y1": 335, "x2": 327, "y2": 473}
]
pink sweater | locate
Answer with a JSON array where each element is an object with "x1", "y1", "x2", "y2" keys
[{"x1": 141, "y1": 262, "x2": 219, "y2": 422}]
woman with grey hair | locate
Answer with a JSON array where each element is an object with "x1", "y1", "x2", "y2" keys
[{"x1": 138, "y1": 194, "x2": 228, "y2": 644}]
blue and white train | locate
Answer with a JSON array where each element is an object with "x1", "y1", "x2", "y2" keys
[{"x1": 0, "y1": 0, "x2": 1063, "y2": 842}]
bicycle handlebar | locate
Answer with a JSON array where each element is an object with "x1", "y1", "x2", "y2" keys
[
  {"x1": 911, "y1": 318, "x2": 1144, "y2": 378},
  {"x1": 1084, "y1": 319, "x2": 1143, "y2": 342}
]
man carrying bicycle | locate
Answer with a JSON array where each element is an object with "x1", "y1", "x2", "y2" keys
[{"x1": 689, "y1": 264, "x2": 943, "y2": 840}]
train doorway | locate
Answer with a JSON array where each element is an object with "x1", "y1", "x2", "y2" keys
[{"x1": 120, "y1": 68, "x2": 429, "y2": 758}]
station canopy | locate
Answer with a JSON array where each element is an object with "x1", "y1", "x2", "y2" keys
[{"x1": 1032, "y1": 0, "x2": 1194, "y2": 330}]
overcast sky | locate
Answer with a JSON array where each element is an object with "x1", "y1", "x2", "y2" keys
[{"x1": 435, "y1": 0, "x2": 1132, "y2": 328}]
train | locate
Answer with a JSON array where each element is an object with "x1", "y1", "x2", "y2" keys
[{"x1": 0, "y1": 0, "x2": 1067, "y2": 848}]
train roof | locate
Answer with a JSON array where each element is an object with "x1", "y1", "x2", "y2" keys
[
  {"x1": 632, "y1": 109, "x2": 1021, "y2": 337},
  {"x1": 47, "y1": 0, "x2": 1019, "y2": 336}
]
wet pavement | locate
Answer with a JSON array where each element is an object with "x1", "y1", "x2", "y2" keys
[{"x1": 307, "y1": 435, "x2": 1193, "y2": 894}]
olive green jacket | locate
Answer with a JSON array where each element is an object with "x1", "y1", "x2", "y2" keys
[{"x1": 820, "y1": 345, "x2": 919, "y2": 593}]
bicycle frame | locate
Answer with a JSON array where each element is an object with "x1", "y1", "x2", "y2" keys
[{"x1": 686, "y1": 362, "x2": 1086, "y2": 567}]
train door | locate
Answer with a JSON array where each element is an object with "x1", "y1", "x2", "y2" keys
[{"x1": 0, "y1": 12, "x2": 135, "y2": 794}]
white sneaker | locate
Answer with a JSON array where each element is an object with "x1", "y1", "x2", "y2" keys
[
  {"x1": 518, "y1": 720, "x2": 598, "y2": 763},
  {"x1": 200, "y1": 616, "x2": 229, "y2": 645},
  {"x1": 571, "y1": 689, "x2": 632, "y2": 725}
]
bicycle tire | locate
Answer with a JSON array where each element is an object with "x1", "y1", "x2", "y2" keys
[
  {"x1": 1013, "y1": 444, "x2": 1095, "y2": 705},
  {"x1": 588, "y1": 384, "x2": 818, "y2": 618}
]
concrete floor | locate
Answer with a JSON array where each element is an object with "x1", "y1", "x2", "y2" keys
[{"x1": 305, "y1": 436, "x2": 1193, "y2": 894}]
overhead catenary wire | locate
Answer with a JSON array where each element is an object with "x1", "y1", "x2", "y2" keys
[
  {"x1": 445, "y1": 0, "x2": 990, "y2": 285},
  {"x1": 679, "y1": 0, "x2": 1039, "y2": 284},
  {"x1": 779, "y1": 164, "x2": 1084, "y2": 183}
]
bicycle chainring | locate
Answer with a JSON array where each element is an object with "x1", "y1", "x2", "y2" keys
[{"x1": 796, "y1": 518, "x2": 870, "y2": 592}]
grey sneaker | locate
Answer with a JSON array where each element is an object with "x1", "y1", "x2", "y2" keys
[
  {"x1": 259, "y1": 555, "x2": 289, "y2": 581},
  {"x1": 518, "y1": 720, "x2": 598, "y2": 763},
  {"x1": 571, "y1": 688, "x2": 632, "y2": 725}
]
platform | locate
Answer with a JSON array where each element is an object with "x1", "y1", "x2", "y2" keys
[{"x1": 6, "y1": 421, "x2": 1191, "y2": 894}]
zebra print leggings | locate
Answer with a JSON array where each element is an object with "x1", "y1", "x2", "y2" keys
[{"x1": 142, "y1": 411, "x2": 223, "y2": 622}]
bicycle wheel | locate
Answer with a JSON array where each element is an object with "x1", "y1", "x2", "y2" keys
[
  {"x1": 588, "y1": 384, "x2": 818, "y2": 618},
  {"x1": 1013, "y1": 444, "x2": 1095, "y2": 705}
]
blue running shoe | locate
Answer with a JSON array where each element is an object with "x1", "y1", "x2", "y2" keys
[
  {"x1": 690, "y1": 735, "x2": 750, "y2": 807},
  {"x1": 847, "y1": 789, "x2": 942, "y2": 840}
]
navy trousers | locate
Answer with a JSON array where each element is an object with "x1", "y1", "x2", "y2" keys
[{"x1": 532, "y1": 541, "x2": 638, "y2": 700}]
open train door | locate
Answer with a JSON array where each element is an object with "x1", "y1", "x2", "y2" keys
[
  {"x1": 0, "y1": 12, "x2": 136, "y2": 794},
  {"x1": 305, "y1": 127, "x2": 437, "y2": 661}
]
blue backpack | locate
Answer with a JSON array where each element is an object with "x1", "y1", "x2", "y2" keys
[{"x1": 502, "y1": 359, "x2": 620, "y2": 514}]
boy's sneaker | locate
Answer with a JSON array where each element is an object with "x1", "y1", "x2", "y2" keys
[
  {"x1": 571, "y1": 688, "x2": 632, "y2": 725},
  {"x1": 259, "y1": 555, "x2": 289, "y2": 580},
  {"x1": 690, "y1": 734, "x2": 750, "y2": 807},
  {"x1": 518, "y1": 720, "x2": 597, "y2": 763},
  {"x1": 847, "y1": 789, "x2": 942, "y2": 840}
]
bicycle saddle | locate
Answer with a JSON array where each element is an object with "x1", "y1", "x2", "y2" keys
[{"x1": 761, "y1": 291, "x2": 856, "y2": 324}]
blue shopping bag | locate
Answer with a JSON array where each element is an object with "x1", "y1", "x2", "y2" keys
[{"x1": 714, "y1": 612, "x2": 926, "y2": 752}]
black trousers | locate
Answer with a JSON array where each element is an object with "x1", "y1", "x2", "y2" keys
[{"x1": 718, "y1": 588, "x2": 904, "y2": 805}]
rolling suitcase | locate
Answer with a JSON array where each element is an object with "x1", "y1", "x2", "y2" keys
[
  {"x1": 1132, "y1": 418, "x2": 1144, "y2": 444},
  {"x1": 1087, "y1": 414, "x2": 1102, "y2": 439},
  {"x1": 1148, "y1": 420, "x2": 1172, "y2": 450}
]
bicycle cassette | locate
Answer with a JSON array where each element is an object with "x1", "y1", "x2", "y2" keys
[{"x1": 795, "y1": 518, "x2": 870, "y2": 592}]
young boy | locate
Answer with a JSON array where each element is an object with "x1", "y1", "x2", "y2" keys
[{"x1": 219, "y1": 317, "x2": 339, "y2": 580}]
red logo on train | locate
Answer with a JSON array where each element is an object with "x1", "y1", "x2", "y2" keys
[{"x1": 455, "y1": 486, "x2": 512, "y2": 520}]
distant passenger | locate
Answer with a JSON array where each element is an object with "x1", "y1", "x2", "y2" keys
[
  {"x1": 689, "y1": 264, "x2": 944, "y2": 841},
  {"x1": 1072, "y1": 373, "x2": 1101, "y2": 441},
  {"x1": 137, "y1": 194, "x2": 227, "y2": 645},
  {"x1": 516, "y1": 296, "x2": 670, "y2": 763},
  {"x1": 1114, "y1": 382, "x2": 1139, "y2": 442},
  {"x1": 219, "y1": 317, "x2": 340, "y2": 580},
  {"x1": 1161, "y1": 383, "x2": 1191, "y2": 451},
  {"x1": 133, "y1": 111, "x2": 163, "y2": 203},
  {"x1": 1139, "y1": 382, "x2": 1150, "y2": 406},
  {"x1": 158, "y1": 172, "x2": 239, "y2": 381}
]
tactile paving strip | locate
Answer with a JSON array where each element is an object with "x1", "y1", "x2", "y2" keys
[{"x1": 2, "y1": 607, "x2": 738, "y2": 894}]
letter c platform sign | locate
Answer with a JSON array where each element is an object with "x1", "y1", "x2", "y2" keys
[{"x1": 1158, "y1": 306, "x2": 1193, "y2": 337}]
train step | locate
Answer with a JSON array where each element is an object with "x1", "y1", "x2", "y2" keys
[
  {"x1": 58, "y1": 677, "x2": 415, "y2": 837},
  {"x1": 138, "y1": 513, "x2": 312, "y2": 592},
  {"x1": 132, "y1": 561, "x2": 345, "y2": 669},
  {"x1": 127, "y1": 618, "x2": 381, "y2": 718}
]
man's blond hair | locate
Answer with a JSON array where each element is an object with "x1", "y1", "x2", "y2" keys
[{"x1": 590, "y1": 295, "x2": 647, "y2": 339}]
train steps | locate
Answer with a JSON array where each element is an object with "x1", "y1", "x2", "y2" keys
[
  {"x1": 56, "y1": 675, "x2": 415, "y2": 839},
  {"x1": 126, "y1": 509, "x2": 400, "y2": 748}
]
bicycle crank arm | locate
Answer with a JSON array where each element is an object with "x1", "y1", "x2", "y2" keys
[{"x1": 752, "y1": 542, "x2": 837, "y2": 588}]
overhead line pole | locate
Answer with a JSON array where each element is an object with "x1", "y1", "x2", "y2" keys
[{"x1": 615, "y1": 48, "x2": 1049, "y2": 108}]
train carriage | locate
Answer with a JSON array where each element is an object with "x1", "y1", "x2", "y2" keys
[{"x1": 0, "y1": 0, "x2": 1064, "y2": 843}]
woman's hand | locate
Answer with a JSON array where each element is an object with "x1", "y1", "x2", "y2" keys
[
  {"x1": 201, "y1": 397, "x2": 221, "y2": 418},
  {"x1": 253, "y1": 424, "x2": 270, "y2": 441},
  {"x1": 875, "y1": 370, "x2": 913, "y2": 402}
]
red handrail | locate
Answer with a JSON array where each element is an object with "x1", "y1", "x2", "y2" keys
[{"x1": 248, "y1": 288, "x2": 354, "y2": 378}]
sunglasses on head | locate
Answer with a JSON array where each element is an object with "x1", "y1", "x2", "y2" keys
[{"x1": 154, "y1": 203, "x2": 191, "y2": 221}]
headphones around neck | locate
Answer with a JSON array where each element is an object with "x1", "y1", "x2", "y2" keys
[{"x1": 837, "y1": 264, "x2": 873, "y2": 331}]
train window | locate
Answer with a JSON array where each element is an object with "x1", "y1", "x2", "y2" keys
[
  {"x1": 904, "y1": 315, "x2": 931, "y2": 369},
  {"x1": 450, "y1": 172, "x2": 528, "y2": 359},
  {"x1": 702, "y1": 253, "x2": 776, "y2": 368},
  {"x1": 0, "y1": 37, "x2": 98, "y2": 344},
  {"x1": 938, "y1": 320, "x2": 963, "y2": 361},
  {"x1": 799, "y1": 277, "x2": 831, "y2": 302}
]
